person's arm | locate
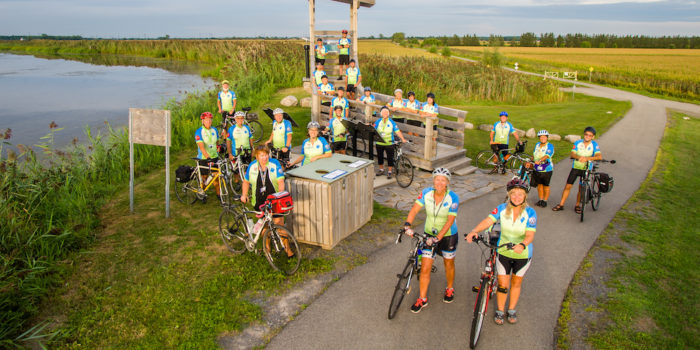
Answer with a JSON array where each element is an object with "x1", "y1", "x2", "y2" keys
[
  {"x1": 241, "y1": 180, "x2": 250, "y2": 203},
  {"x1": 217, "y1": 99, "x2": 222, "y2": 114},
  {"x1": 465, "y1": 216, "x2": 497, "y2": 242},
  {"x1": 404, "y1": 202, "x2": 422, "y2": 228},
  {"x1": 395, "y1": 129, "x2": 407, "y2": 143},
  {"x1": 435, "y1": 215, "x2": 457, "y2": 242},
  {"x1": 232, "y1": 98, "x2": 237, "y2": 112},
  {"x1": 227, "y1": 139, "x2": 234, "y2": 160},
  {"x1": 288, "y1": 155, "x2": 304, "y2": 167},
  {"x1": 197, "y1": 142, "x2": 209, "y2": 159},
  {"x1": 513, "y1": 230, "x2": 535, "y2": 255},
  {"x1": 277, "y1": 177, "x2": 285, "y2": 193},
  {"x1": 489, "y1": 130, "x2": 495, "y2": 145}
]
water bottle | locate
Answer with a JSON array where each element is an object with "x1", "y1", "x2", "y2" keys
[
  {"x1": 204, "y1": 176, "x2": 212, "y2": 186},
  {"x1": 246, "y1": 218, "x2": 254, "y2": 233},
  {"x1": 253, "y1": 219, "x2": 264, "y2": 234}
]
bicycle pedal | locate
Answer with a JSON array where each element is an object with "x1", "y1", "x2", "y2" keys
[
  {"x1": 431, "y1": 266, "x2": 437, "y2": 273},
  {"x1": 472, "y1": 286, "x2": 480, "y2": 293}
]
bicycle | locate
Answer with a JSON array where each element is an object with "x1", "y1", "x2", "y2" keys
[
  {"x1": 578, "y1": 159, "x2": 616, "y2": 222},
  {"x1": 392, "y1": 141, "x2": 414, "y2": 188},
  {"x1": 475, "y1": 141, "x2": 530, "y2": 175},
  {"x1": 465, "y1": 229, "x2": 515, "y2": 349},
  {"x1": 387, "y1": 229, "x2": 437, "y2": 320},
  {"x1": 218, "y1": 195, "x2": 301, "y2": 275},
  {"x1": 174, "y1": 158, "x2": 234, "y2": 206},
  {"x1": 221, "y1": 107, "x2": 264, "y2": 143}
]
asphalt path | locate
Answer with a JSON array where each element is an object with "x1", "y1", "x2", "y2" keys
[{"x1": 267, "y1": 74, "x2": 700, "y2": 349}]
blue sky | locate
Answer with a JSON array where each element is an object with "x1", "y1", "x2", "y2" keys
[{"x1": 0, "y1": 0, "x2": 698, "y2": 38}]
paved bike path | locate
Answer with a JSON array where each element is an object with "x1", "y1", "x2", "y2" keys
[{"x1": 267, "y1": 81, "x2": 700, "y2": 349}]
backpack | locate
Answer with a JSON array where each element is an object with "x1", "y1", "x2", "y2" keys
[
  {"x1": 175, "y1": 165, "x2": 194, "y2": 183},
  {"x1": 597, "y1": 173, "x2": 614, "y2": 193}
]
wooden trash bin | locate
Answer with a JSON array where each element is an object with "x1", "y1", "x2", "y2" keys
[{"x1": 285, "y1": 154, "x2": 374, "y2": 250}]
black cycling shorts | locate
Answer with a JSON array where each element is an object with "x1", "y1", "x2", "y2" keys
[
  {"x1": 346, "y1": 84, "x2": 356, "y2": 93},
  {"x1": 422, "y1": 234, "x2": 459, "y2": 260},
  {"x1": 197, "y1": 158, "x2": 218, "y2": 176},
  {"x1": 339, "y1": 54, "x2": 350, "y2": 65},
  {"x1": 332, "y1": 141, "x2": 347, "y2": 152},
  {"x1": 531, "y1": 171, "x2": 553, "y2": 187},
  {"x1": 566, "y1": 168, "x2": 587, "y2": 185},
  {"x1": 496, "y1": 255, "x2": 531, "y2": 277},
  {"x1": 491, "y1": 143, "x2": 509, "y2": 157},
  {"x1": 315, "y1": 58, "x2": 325, "y2": 66}
]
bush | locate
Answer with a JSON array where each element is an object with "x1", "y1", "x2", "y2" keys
[
  {"x1": 428, "y1": 45, "x2": 438, "y2": 54},
  {"x1": 441, "y1": 47, "x2": 452, "y2": 57},
  {"x1": 482, "y1": 47, "x2": 503, "y2": 68}
]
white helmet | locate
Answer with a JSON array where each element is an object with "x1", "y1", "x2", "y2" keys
[
  {"x1": 537, "y1": 129, "x2": 549, "y2": 137},
  {"x1": 273, "y1": 108, "x2": 284, "y2": 115},
  {"x1": 432, "y1": 167, "x2": 451, "y2": 180},
  {"x1": 307, "y1": 121, "x2": 320, "y2": 129},
  {"x1": 234, "y1": 111, "x2": 246, "y2": 118}
]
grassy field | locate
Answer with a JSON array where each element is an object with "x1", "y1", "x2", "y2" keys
[
  {"x1": 451, "y1": 46, "x2": 700, "y2": 101},
  {"x1": 557, "y1": 112, "x2": 699, "y2": 349},
  {"x1": 358, "y1": 39, "x2": 438, "y2": 58}
]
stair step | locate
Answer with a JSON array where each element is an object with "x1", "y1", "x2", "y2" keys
[
  {"x1": 439, "y1": 157, "x2": 471, "y2": 173},
  {"x1": 454, "y1": 165, "x2": 478, "y2": 176},
  {"x1": 431, "y1": 149, "x2": 467, "y2": 168}
]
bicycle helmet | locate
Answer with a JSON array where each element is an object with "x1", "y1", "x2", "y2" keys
[
  {"x1": 221, "y1": 80, "x2": 230, "y2": 86},
  {"x1": 333, "y1": 105, "x2": 343, "y2": 111},
  {"x1": 584, "y1": 126, "x2": 597, "y2": 135},
  {"x1": 273, "y1": 108, "x2": 284, "y2": 115},
  {"x1": 394, "y1": 88, "x2": 403, "y2": 94},
  {"x1": 342, "y1": 29, "x2": 348, "y2": 34},
  {"x1": 432, "y1": 167, "x2": 451, "y2": 181},
  {"x1": 307, "y1": 121, "x2": 320, "y2": 129},
  {"x1": 364, "y1": 86, "x2": 371, "y2": 91},
  {"x1": 499, "y1": 111, "x2": 508, "y2": 117},
  {"x1": 506, "y1": 178, "x2": 529, "y2": 193},
  {"x1": 407, "y1": 91, "x2": 415, "y2": 97},
  {"x1": 321, "y1": 74, "x2": 328, "y2": 80},
  {"x1": 200, "y1": 112, "x2": 213, "y2": 120},
  {"x1": 426, "y1": 92, "x2": 435, "y2": 99},
  {"x1": 234, "y1": 111, "x2": 246, "y2": 118},
  {"x1": 380, "y1": 106, "x2": 390, "y2": 114},
  {"x1": 537, "y1": 129, "x2": 549, "y2": 137}
]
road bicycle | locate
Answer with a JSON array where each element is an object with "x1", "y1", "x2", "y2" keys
[
  {"x1": 578, "y1": 159, "x2": 616, "y2": 222},
  {"x1": 466, "y1": 229, "x2": 514, "y2": 349},
  {"x1": 218, "y1": 195, "x2": 301, "y2": 275},
  {"x1": 221, "y1": 107, "x2": 264, "y2": 143},
  {"x1": 387, "y1": 228, "x2": 437, "y2": 320},
  {"x1": 475, "y1": 141, "x2": 530, "y2": 175},
  {"x1": 174, "y1": 158, "x2": 234, "y2": 206},
  {"x1": 392, "y1": 141, "x2": 414, "y2": 188}
]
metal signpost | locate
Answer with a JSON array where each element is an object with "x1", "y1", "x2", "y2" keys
[{"x1": 129, "y1": 108, "x2": 172, "y2": 218}]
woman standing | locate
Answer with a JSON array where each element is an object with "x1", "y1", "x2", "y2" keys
[
  {"x1": 532, "y1": 130, "x2": 554, "y2": 207},
  {"x1": 465, "y1": 178, "x2": 536, "y2": 325},
  {"x1": 289, "y1": 121, "x2": 332, "y2": 167},
  {"x1": 373, "y1": 107, "x2": 407, "y2": 179}
]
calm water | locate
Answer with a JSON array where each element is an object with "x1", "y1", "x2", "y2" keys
[{"x1": 0, "y1": 53, "x2": 212, "y2": 148}]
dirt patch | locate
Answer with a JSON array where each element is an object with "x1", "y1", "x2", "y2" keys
[{"x1": 159, "y1": 235, "x2": 179, "y2": 244}]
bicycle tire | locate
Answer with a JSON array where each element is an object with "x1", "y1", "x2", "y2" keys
[
  {"x1": 507, "y1": 154, "x2": 531, "y2": 176},
  {"x1": 218, "y1": 207, "x2": 247, "y2": 253},
  {"x1": 388, "y1": 259, "x2": 415, "y2": 320},
  {"x1": 475, "y1": 150, "x2": 496, "y2": 170},
  {"x1": 470, "y1": 277, "x2": 491, "y2": 349},
  {"x1": 263, "y1": 225, "x2": 301, "y2": 275},
  {"x1": 395, "y1": 156, "x2": 414, "y2": 188},
  {"x1": 591, "y1": 176, "x2": 602, "y2": 211},
  {"x1": 580, "y1": 183, "x2": 588, "y2": 222},
  {"x1": 248, "y1": 120, "x2": 264, "y2": 143},
  {"x1": 174, "y1": 173, "x2": 199, "y2": 204}
]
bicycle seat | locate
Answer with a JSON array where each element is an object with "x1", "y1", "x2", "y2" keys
[
  {"x1": 232, "y1": 194, "x2": 242, "y2": 201},
  {"x1": 242, "y1": 107, "x2": 252, "y2": 112}
]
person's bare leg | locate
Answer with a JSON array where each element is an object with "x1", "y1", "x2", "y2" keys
[{"x1": 419, "y1": 257, "x2": 434, "y2": 300}]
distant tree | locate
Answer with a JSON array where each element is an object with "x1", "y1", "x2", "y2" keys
[
  {"x1": 539, "y1": 33, "x2": 555, "y2": 47},
  {"x1": 447, "y1": 34, "x2": 461, "y2": 46},
  {"x1": 556, "y1": 35, "x2": 565, "y2": 47},
  {"x1": 379, "y1": 33, "x2": 385, "y2": 39},
  {"x1": 391, "y1": 32, "x2": 405, "y2": 43},
  {"x1": 488, "y1": 34, "x2": 504, "y2": 47},
  {"x1": 519, "y1": 32, "x2": 537, "y2": 47},
  {"x1": 581, "y1": 41, "x2": 592, "y2": 48}
]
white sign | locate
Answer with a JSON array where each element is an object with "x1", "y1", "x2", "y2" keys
[
  {"x1": 347, "y1": 160, "x2": 368, "y2": 168},
  {"x1": 322, "y1": 169, "x2": 348, "y2": 180}
]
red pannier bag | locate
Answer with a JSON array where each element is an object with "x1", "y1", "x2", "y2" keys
[{"x1": 266, "y1": 191, "x2": 293, "y2": 213}]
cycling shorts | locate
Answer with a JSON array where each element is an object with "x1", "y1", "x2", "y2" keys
[
  {"x1": 339, "y1": 54, "x2": 350, "y2": 65},
  {"x1": 197, "y1": 158, "x2": 219, "y2": 176},
  {"x1": 421, "y1": 234, "x2": 458, "y2": 260},
  {"x1": 566, "y1": 168, "x2": 587, "y2": 185},
  {"x1": 346, "y1": 84, "x2": 356, "y2": 93},
  {"x1": 531, "y1": 171, "x2": 553, "y2": 187},
  {"x1": 332, "y1": 141, "x2": 347, "y2": 152},
  {"x1": 496, "y1": 255, "x2": 531, "y2": 277}
]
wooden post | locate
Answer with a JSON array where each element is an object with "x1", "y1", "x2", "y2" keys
[
  {"x1": 424, "y1": 117, "x2": 435, "y2": 161},
  {"x1": 309, "y1": 0, "x2": 320, "y2": 122},
  {"x1": 351, "y1": 0, "x2": 359, "y2": 64}
]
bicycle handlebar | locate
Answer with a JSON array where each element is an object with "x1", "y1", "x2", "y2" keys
[
  {"x1": 396, "y1": 228, "x2": 437, "y2": 247},
  {"x1": 464, "y1": 233, "x2": 514, "y2": 250}
]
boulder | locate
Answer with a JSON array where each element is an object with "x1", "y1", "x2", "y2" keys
[
  {"x1": 514, "y1": 129, "x2": 526, "y2": 138},
  {"x1": 280, "y1": 95, "x2": 298, "y2": 107},
  {"x1": 464, "y1": 122, "x2": 474, "y2": 130},
  {"x1": 526, "y1": 128, "x2": 537, "y2": 138},
  {"x1": 564, "y1": 134, "x2": 581, "y2": 143},
  {"x1": 300, "y1": 97, "x2": 312, "y2": 108},
  {"x1": 549, "y1": 133, "x2": 562, "y2": 141},
  {"x1": 478, "y1": 124, "x2": 493, "y2": 132}
]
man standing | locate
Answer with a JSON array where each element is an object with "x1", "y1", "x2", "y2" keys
[
  {"x1": 337, "y1": 29, "x2": 351, "y2": 80},
  {"x1": 345, "y1": 59, "x2": 361, "y2": 100}
]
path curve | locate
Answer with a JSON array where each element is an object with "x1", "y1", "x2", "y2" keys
[{"x1": 266, "y1": 67, "x2": 700, "y2": 349}]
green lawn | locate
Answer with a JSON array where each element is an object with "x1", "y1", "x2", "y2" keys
[{"x1": 448, "y1": 93, "x2": 631, "y2": 163}]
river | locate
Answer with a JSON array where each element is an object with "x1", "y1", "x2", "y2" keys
[{"x1": 0, "y1": 53, "x2": 212, "y2": 149}]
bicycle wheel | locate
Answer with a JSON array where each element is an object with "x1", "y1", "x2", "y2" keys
[
  {"x1": 475, "y1": 150, "x2": 496, "y2": 170},
  {"x1": 470, "y1": 277, "x2": 491, "y2": 349},
  {"x1": 263, "y1": 225, "x2": 301, "y2": 275},
  {"x1": 395, "y1": 156, "x2": 414, "y2": 188},
  {"x1": 248, "y1": 120, "x2": 264, "y2": 143},
  {"x1": 591, "y1": 176, "x2": 602, "y2": 211},
  {"x1": 174, "y1": 174, "x2": 198, "y2": 204},
  {"x1": 388, "y1": 259, "x2": 415, "y2": 320},
  {"x1": 507, "y1": 154, "x2": 531, "y2": 176},
  {"x1": 218, "y1": 207, "x2": 247, "y2": 253},
  {"x1": 579, "y1": 183, "x2": 588, "y2": 222}
]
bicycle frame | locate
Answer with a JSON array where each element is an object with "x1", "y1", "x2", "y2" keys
[{"x1": 240, "y1": 202, "x2": 289, "y2": 251}]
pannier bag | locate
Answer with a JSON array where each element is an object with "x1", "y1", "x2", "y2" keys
[
  {"x1": 266, "y1": 191, "x2": 294, "y2": 213},
  {"x1": 515, "y1": 142, "x2": 526, "y2": 153},
  {"x1": 597, "y1": 173, "x2": 614, "y2": 193},
  {"x1": 175, "y1": 165, "x2": 194, "y2": 183}
]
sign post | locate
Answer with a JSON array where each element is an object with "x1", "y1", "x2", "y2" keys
[
  {"x1": 129, "y1": 108, "x2": 172, "y2": 218},
  {"x1": 589, "y1": 66, "x2": 594, "y2": 82}
]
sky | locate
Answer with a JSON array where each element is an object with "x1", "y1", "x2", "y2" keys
[{"x1": 0, "y1": 0, "x2": 698, "y2": 38}]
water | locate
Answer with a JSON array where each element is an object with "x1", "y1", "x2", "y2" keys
[{"x1": 0, "y1": 53, "x2": 212, "y2": 148}]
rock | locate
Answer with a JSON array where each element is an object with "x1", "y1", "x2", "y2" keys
[
  {"x1": 478, "y1": 124, "x2": 493, "y2": 132},
  {"x1": 549, "y1": 134, "x2": 562, "y2": 141},
  {"x1": 464, "y1": 122, "x2": 474, "y2": 130},
  {"x1": 514, "y1": 129, "x2": 526, "y2": 138},
  {"x1": 565, "y1": 134, "x2": 581, "y2": 143},
  {"x1": 280, "y1": 95, "x2": 298, "y2": 107},
  {"x1": 526, "y1": 128, "x2": 536, "y2": 138},
  {"x1": 300, "y1": 97, "x2": 312, "y2": 108}
]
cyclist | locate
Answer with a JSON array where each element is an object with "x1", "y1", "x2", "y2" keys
[
  {"x1": 345, "y1": 59, "x2": 361, "y2": 100},
  {"x1": 328, "y1": 105, "x2": 348, "y2": 154},
  {"x1": 404, "y1": 91, "x2": 422, "y2": 128},
  {"x1": 264, "y1": 108, "x2": 293, "y2": 166},
  {"x1": 195, "y1": 112, "x2": 220, "y2": 202},
  {"x1": 532, "y1": 130, "x2": 554, "y2": 207},
  {"x1": 318, "y1": 75, "x2": 335, "y2": 96},
  {"x1": 374, "y1": 106, "x2": 407, "y2": 179},
  {"x1": 331, "y1": 87, "x2": 350, "y2": 120},
  {"x1": 403, "y1": 168, "x2": 460, "y2": 313},
  {"x1": 241, "y1": 145, "x2": 286, "y2": 227},
  {"x1": 386, "y1": 88, "x2": 406, "y2": 112},
  {"x1": 552, "y1": 126, "x2": 602, "y2": 213},
  {"x1": 217, "y1": 80, "x2": 237, "y2": 124},
  {"x1": 226, "y1": 111, "x2": 253, "y2": 165},
  {"x1": 419, "y1": 92, "x2": 439, "y2": 118},
  {"x1": 358, "y1": 86, "x2": 375, "y2": 103},
  {"x1": 489, "y1": 111, "x2": 523, "y2": 165},
  {"x1": 465, "y1": 178, "x2": 536, "y2": 325},
  {"x1": 288, "y1": 121, "x2": 332, "y2": 167},
  {"x1": 313, "y1": 62, "x2": 326, "y2": 86},
  {"x1": 314, "y1": 38, "x2": 327, "y2": 66},
  {"x1": 337, "y1": 29, "x2": 351, "y2": 80}
]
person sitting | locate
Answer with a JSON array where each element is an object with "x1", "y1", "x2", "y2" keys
[
  {"x1": 318, "y1": 75, "x2": 335, "y2": 96},
  {"x1": 288, "y1": 121, "x2": 332, "y2": 167},
  {"x1": 358, "y1": 86, "x2": 375, "y2": 104}
]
